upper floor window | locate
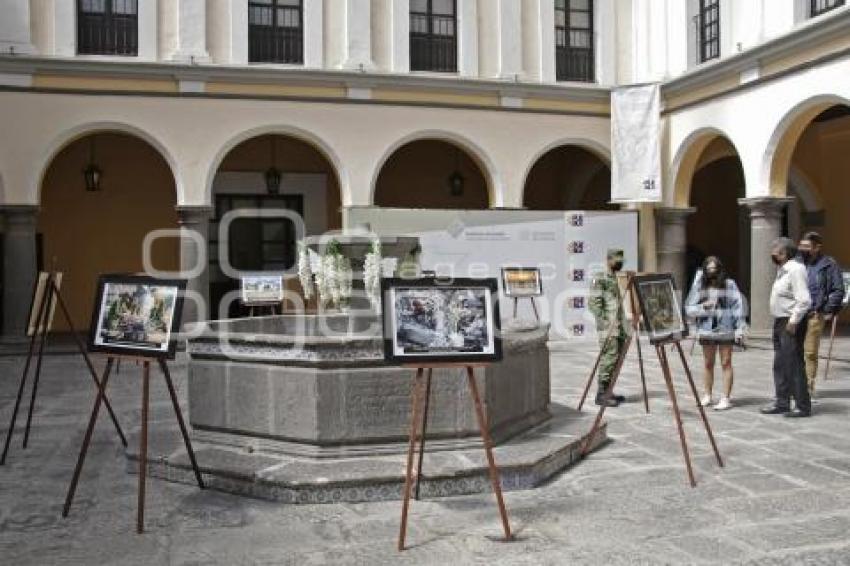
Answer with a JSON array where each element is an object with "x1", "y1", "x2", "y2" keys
[
  {"x1": 555, "y1": 0, "x2": 595, "y2": 82},
  {"x1": 410, "y1": 0, "x2": 458, "y2": 72},
  {"x1": 77, "y1": 0, "x2": 138, "y2": 56},
  {"x1": 696, "y1": 0, "x2": 720, "y2": 63},
  {"x1": 811, "y1": 0, "x2": 845, "y2": 17},
  {"x1": 249, "y1": 0, "x2": 304, "y2": 64}
]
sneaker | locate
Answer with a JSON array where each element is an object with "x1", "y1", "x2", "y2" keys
[
  {"x1": 714, "y1": 397, "x2": 732, "y2": 411},
  {"x1": 700, "y1": 394, "x2": 712, "y2": 407}
]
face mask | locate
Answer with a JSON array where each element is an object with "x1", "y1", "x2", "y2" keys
[
  {"x1": 612, "y1": 261, "x2": 624, "y2": 272},
  {"x1": 799, "y1": 250, "x2": 812, "y2": 263},
  {"x1": 771, "y1": 255, "x2": 782, "y2": 266}
]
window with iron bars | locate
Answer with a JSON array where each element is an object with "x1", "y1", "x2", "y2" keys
[
  {"x1": 555, "y1": 0, "x2": 595, "y2": 82},
  {"x1": 410, "y1": 0, "x2": 457, "y2": 73},
  {"x1": 77, "y1": 0, "x2": 138, "y2": 56},
  {"x1": 249, "y1": 0, "x2": 304, "y2": 64},
  {"x1": 811, "y1": 0, "x2": 845, "y2": 17},
  {"x1": 695, "y1": 0, "x2": 720, "y2": 64}
]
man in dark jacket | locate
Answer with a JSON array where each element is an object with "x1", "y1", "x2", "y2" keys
[{"x1": 798, "y1": 231, "x2": 845, "y2": 395}]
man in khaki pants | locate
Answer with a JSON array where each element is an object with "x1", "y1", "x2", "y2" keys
[{"x1": 798, "y1": 232, "x2": 845, "y2": 396}]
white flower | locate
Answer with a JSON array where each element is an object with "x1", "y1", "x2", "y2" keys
[
  {"x1": 337, "y1": 256, "x2": 353, "y2": 304},
  {"x1": 297, "y1": 242, "x2": 314, "y2": 301},
  {"x1": 323, "y1": 254, "x2": 339, "y2": 308},
  {"x1": 363, "y1": 241, "x2": 383, "y2": 311}
]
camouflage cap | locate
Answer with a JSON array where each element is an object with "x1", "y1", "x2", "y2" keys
[{"x1": 607, "y1": 248, "x2": 625, "y2": 260}]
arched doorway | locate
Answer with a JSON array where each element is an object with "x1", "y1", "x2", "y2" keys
[
  {"x1": 522, "y1": 145, "x2": 614, "y2": 210},
  {"x1": 685, "y1": 136, "x2": 748, "y2": 297},
  {"x1": 210, "y1": 133, "x2": 342, "y2": 316},
  {"x1": 374, "y1": 139, "x2": 490, "y2": 209},
  {"x1": 39, "y1": 132, "x2": 179, "y2": 330},
  {"x1": 782, "y1": 103, "x2": 850, "y2": 323}
]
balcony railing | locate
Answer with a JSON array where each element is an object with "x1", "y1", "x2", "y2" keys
[
  {"x1": 556, "y1": 30, "x2": 594, "y2": 82},
  {"x1": 811, "y1": 0, "x2": 845, "y2": 17},
  {"x1": 77, "y1": 5, "x2": 138, "y2": 56},
  {"x1": 410, "y1": 13, "x2": 457, "y2": 73}
]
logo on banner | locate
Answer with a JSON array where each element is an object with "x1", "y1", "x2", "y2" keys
[
  {"x1": 572, "y1": 324, "x2": 585, "y2": 336},
  {"x1": 572, "y1": 269, "x2": 585, "y2": 282},
  {"x1": 571, "y1": 297, "x2": 585, "y2": 309},
  {"x1": 569, "y1": 214, "x2": 584, "y2": 227},
  {"x1": 568, "y1": 241, "x2": 585, "y2": 254}
]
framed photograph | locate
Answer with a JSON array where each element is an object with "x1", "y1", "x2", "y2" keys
[
  {"x1": 241, "y1": 274, "x2": 284, "y2": 305},
  {"x1": 88, "y1": 275, "x2": 186, "y2": 359},
  {"x1": 632, "y1": 273, "x2": 688, "y2": 345},
  {"x1": 27, "y1": 272, "x2": 63, "y2": 337},
  {"x1": 843, "y1": 271, "x2": 850, "y2": 306},
  {"x1": 500, "y1": 267, "x2": 543, "y2": 297},
  {"x1": 381, "y1": 278, "x2": 502, "y2": 364}
]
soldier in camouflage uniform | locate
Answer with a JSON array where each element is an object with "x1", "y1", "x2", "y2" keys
[{"x1": 589, "y1": 249, "x2": 628, "y2": 407}]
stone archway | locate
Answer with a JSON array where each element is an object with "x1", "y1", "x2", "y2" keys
[
  {"x1": 39, "y1": 131, "x2": 179, "y2": 330},
  {"x1": 373, "y1": 139, "x2": 491, "y2": 209},
  {"x1": 522, "y1": 144, "x2": 613, "y2": 210},
  {"x1": 210, "y1": 133, "x2": 343, "y2": 317}
]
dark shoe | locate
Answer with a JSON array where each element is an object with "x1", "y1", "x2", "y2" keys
[
  {"x1": 784, "y1": 409, "x2": 811, "y2": 418},
  {"x1": 611, "y1": 392, "x2": 627, "y2": 403},
  {"x1": 595, "y1": 390, "x2": 620, "y2": 407},
  {"x1": 760, "y1": 405, "x2": 790, "y2": 415}
]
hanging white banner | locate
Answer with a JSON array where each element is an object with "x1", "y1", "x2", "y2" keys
[{"x1": 611, "y1": 83, "x2": 663, "y2": 203}]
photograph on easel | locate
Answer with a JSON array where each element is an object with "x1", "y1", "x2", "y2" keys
[
  {"x1": 500, "y1": 267, "x2": 543, "y2": 297},
  {"x1": 381, "y1": 278, "x2": 502, "y2": 363},
  {"x1": 633, "y1": 274, "x2": 688, "y2": 344},
  {"x1": 241, "y1": 274, "x2": 284, "y2": 305},
  {"x1": 27, "y1": 272, "x2": 63, "y2": 336},
  {"x1": 88, "y1": 275, "x2": 186, "y2": 359}
]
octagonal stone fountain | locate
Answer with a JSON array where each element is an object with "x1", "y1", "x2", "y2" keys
[{"x1": 133, "y1": 235, "x2": 607, "y2": 503}]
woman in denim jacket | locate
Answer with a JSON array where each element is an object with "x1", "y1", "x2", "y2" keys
[{"x1": 685, "y1": 256, "x2": 748, "y2": 411}]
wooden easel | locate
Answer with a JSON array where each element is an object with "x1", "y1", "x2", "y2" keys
[
  {"x1": 1, "y1": 272, "x2": 127, "y2": 465},
  {"x1": 398, "y1": 363, "x2": 512, "y2": 551},
  {"x1": 245, "y1": 302, "x2": 279, "y2": 317},
  {"x1": 62, "y1": 355, "x2": 205, "y2": 533},
  {"x1": 823, "y1": 314, "x2": 839, "y2": 380},
  {"x1": 578, "y1": 276, "x2": 725, "y2": 487},
  {"x1": 577, "y1": 274, "x2": 649, "y2": 413},
  {"x1": 511, "y1": 296, "x2": 540, "y2": 322}
]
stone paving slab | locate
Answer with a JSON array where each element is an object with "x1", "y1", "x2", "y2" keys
[{"x1": 2, "y1": 338, "x2": 850, "y2": 564}]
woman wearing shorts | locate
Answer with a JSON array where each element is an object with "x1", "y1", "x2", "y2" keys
[{"x1": 685, "y1": 256, "x2": 747, "y2": 410}]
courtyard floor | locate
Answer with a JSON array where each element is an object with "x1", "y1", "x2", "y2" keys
[{"x1": 1, "y1": 336, "x2": 850, "y2": 565}]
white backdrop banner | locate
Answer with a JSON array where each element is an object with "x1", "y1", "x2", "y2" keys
[
  {"x1": 611, "y1": 83, "x2": 662, "y2": 203},
  {"x1": 345, "y1": 208, "x2": 639, "y2": 342}
]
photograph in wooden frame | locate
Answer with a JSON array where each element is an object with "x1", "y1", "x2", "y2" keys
[
  {"x1": 381, "y1": 277, "x2": 502, "y2": 364},
  {"x1": 88, "y1": 274, "x2": 186, "y2": 359},
  {"x1": 632, "y1": 273, "x2": 688, "y2": 344},
  {"x1": 500, "y1": 267, "x2": 543, "y2": 297},
  {"x1": 241, "y1": 274, "x2": 284, "y2": 305},
  {"x1": 27, "y1": 272, "x2": 63, "y2": 336}
]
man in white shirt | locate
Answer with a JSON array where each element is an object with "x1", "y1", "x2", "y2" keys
[{"x1": 761, "y1": 237, "x2": 812, "y2": 417}]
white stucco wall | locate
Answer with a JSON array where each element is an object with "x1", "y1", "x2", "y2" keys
[
  {"x1": 0, "y1": 89, "x2": 611, "y2": 211},
  {"x1": 665, "y1": 55, "x2": 850, "y2": 206}
]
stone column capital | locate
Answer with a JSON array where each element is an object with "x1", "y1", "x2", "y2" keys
[
  {"x1": 738, "y1": 197, "x2": 794, "y2": 219},
  {"x1": 0, "y1": 205, "x2": 39, "y2": 229},
  {"x1": 655, "y1": 206, "x2": 697, "y2": 224},
  {"x1": 175, "y1": 205, "x2": 213, "y2": 225}
]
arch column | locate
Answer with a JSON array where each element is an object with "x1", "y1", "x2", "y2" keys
[
  {"x1": 739, "y1": 196, "x2": 794, "y2": 333},
  {"x1": 655, "y1": 207, "x2": 695, "y2": 293},
  {"x1": 177, "y1": 205, "x2": 212, "y2": 326},
  {"x1": 2, "y1": 206, "x2": 38, "y2": 340}
]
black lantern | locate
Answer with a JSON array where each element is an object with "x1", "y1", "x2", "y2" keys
[
  {"x1": 448, "y1": 171, "x2": 465, "y2": 196},
  {"x1": 84, "y1": 136, "x2": 102, "y2": 192},
  {"x1": 265, "y1": 136, "x2": 281, "y2": 195},
  {"x1": 448, "y1": 146, "x2": 464, "y2": 196},
  {"x1": 264, "y1": 166, "x2": 281, "y2": 195}
]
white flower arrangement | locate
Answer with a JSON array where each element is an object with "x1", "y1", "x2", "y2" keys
[
  {"x1": 297, "y1": 242, "x2": 314, "y2": 301},
  {"x1": 363, "y1": 240, "x2": 383, "y2": 312}
]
